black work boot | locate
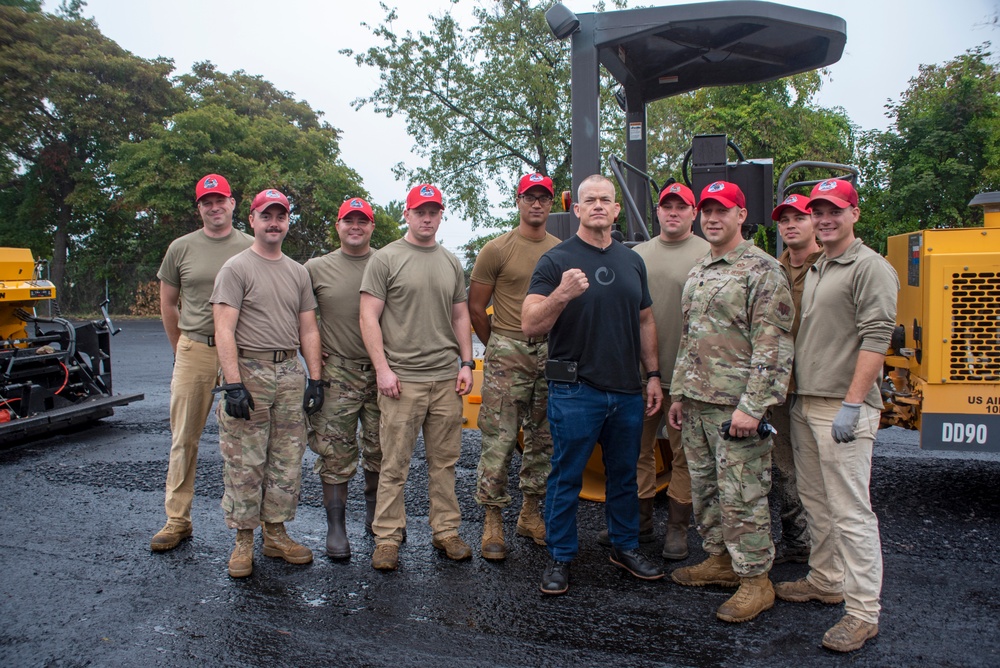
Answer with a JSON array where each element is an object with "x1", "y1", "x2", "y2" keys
[
  {"x1": 322, "y1": 481, "x2": 350, "y2": 559},
  {"x1": 363, "y1": 470, "x2": 379, "y2": 535},
  {"x1": 609, "y1": 546, "x2": 665, "y2": 580},
  {"x1": 662, "y1": 497, "x2": 692, "y2": 560}
]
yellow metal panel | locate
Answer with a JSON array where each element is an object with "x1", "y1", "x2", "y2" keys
[{"x1": 922, "y1": 383, "x2": 1000, "y2": 415}]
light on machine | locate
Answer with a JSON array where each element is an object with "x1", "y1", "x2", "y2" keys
[{"x1": 545, "y1": 3, "x2": 580, "y2": 40}]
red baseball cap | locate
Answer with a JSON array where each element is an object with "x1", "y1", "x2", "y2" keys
[
  {"x1": 195, "y1": 174, "x2": 231, "y2": 201},
  {"x1": 338, "y1": 197, "x2": 374, "y2": 223},
  {"x1": 250, "y1": 189, "x2": 290, "y2": 214},
  {"x1": 771, "y1": 194, "x2": 812, "y2": 221},
  {"x1": 697, "y1": 181, "x2": 746, "y2": 210},
  {"x1": 658, "y1": 182, "x2": 695, "y2": 207},
  {"x1": 406, "y1": 184, "x2": 444, "y2": 210},
  {"x1": 518, "y1": 173, "x2": 554, "y2": 196},
  {"x1": 810, "y1": 179, "x2": 858, "y2": 208}
]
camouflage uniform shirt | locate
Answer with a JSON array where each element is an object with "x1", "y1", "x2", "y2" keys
[{"x1": 671, "y1": 240, "x2": 795, "y2": 418}]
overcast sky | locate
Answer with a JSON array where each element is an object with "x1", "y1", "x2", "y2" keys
[{"x1": 43, "y1": 0, "x2": 999, "y2": 253}]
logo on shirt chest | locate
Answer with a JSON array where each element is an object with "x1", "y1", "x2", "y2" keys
[{"x1": 595, "y1": 267, "x2": 616, "y2": 286}]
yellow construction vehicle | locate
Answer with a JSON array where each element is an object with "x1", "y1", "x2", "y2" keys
[
  {"x1": 0, "y1": 247, "x2": 143, "y2": 444},
  {"x1": 881, "y1": 193, "x2": 1000, "y2": 451}
]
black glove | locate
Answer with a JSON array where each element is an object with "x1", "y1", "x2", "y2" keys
[
  {"x1": 719, "y1": 418, "x2": 776, "y2": 441},
  {"x1": 213, "y1": 383, "x2": 255, "y2": 420},
  {"x1": 303, "y1": 378, "x2": 328, "y2": 416}
]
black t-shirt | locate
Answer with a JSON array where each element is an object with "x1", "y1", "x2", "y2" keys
[{"x1": 528, "y1": 235, "x2": 652, "y2": 394}]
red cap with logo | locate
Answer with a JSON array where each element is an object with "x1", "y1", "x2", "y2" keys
[
  {"x1": 658, "y1": 182, "x2": 695, "y2": 207},
  {"x1": 250, "y1": 189, "x2": 290, "y2": 214},
  {"x1": 809, "y1": 179, "x2": 858, "y2": 208},
  {"x1": 338, "y1": 197, "x2": 374, "y2": 223},
  {"x1": 406, "y1": 184, "x2": 444, "y2": 210},
  {"x1": 518, "y1": 173, "x2": 554, "y2": 196},
  {"x1": 195, "y1": 174, "x2": 231, "y2": 201},
  {"x1": 771, "y1": 194, "x2": 812, "y2": 221},
  {"x1": 697, "y1": 181, "x2": 746, "y2": 210}
]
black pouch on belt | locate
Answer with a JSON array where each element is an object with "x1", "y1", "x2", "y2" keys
[{"x1": 544, "y1": 359, "x2": 578, "y2": 383}]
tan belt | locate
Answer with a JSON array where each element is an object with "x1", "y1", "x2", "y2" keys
[
  {"x1": 238, "y1": 348, "x2": 297, "y2": 363},
  {"x1": 492, "y1": 328, "x2": 548, "y2": 345},
  {"x1": 183, "y1": 331, "x2": 215, "y2": 347},
  {"x1": 326, "y1": 353, "x2": 373, "y2": 372}
]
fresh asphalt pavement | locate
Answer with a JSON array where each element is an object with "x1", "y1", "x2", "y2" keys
[{"x1": 1, "y1": 319, "x2": 998, "y2": 667}]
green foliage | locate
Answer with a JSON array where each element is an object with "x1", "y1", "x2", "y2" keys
[
  {"x1": 343, "y1": 0, "x2": 623, "y2": 229},
  {"x1": 647, "y1": 71, "x2": 855, "y2": 188},
  {"x1": 857, "y1": 44, "x2": 1000, "y2": 252},
  {"x1": 0, "y1": 7, "x2": 180, "y2": 307},
  {"x1": 114, "y1": 62, "x2": 369, "y2": 265},
  {"x1": 0, "y1": 0, "x2": 42, "y2": 11}
]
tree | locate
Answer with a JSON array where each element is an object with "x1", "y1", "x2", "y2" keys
[
  {"x1": 343, "y1": 0, "x2": 625, "y2": 229},
  {"x1": 114, "y1": 62, "x2": 385, "y2": 267},
  {"x1": 0, "y1": 7, "x2": 180, "y2": 300},
  {"x1": 646, "y1": 71, "x2": 855, "y2": 188},
  {"x1": 857, "y1": 44, "x2": 1000, "y2": 252}
]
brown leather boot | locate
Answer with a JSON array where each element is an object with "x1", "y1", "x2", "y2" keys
[
  {"x1": 671, "y1": 552, "x2": 740, "y2": 587},
  {"x1": 262, "y1": 522, "x2": 313, "y2": 564},
  {"x1": 716, "y1": 573, "x2": 775, "y2": 623},
  {"x1": 363, "y1": 469, "x2": 379, "y2": 535},
  {"x1": 596, "y1": 497, "x2": 655, "y2": 546},
  {"x1": 516, "y1": 494, "x2": 546, "y2": 546},
  {"x1": 661, "y1": 498, "x2": 692, "y2": 560},
  {"x1": 228, "y1": 529, "x2": 254, "y2": 578},
  {"x1": 322, "y1": 482, "x2": 350, "y2": 559},
  {"x1": 481, "y1": 506, "x2": 506, "y2": 560},
  {"x1": 822, "y1": 614, "x2": 879, "y2": 652},
  {"x1": 151, "y1": 521, "x2": 192, "y2": 552},
  {"x1": 371, "y1": 543, "x2": 399, "y2": 571}
]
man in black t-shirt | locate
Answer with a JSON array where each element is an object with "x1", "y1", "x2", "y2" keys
[{"x1": 522, "y1": 175, "x2": 665, "y2": 595}]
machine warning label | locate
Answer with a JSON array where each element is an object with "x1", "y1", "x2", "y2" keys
[
  {"x1": 629, "y1": 122, "x2": 643, "y2": 141},
  {"x1": 921, "y1": 414, "x2": 1000, "y2": 452}
]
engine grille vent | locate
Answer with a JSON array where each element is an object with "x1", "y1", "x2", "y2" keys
[{"x1": 950, "y1": 272, "x2": 1000, "y2": 381}]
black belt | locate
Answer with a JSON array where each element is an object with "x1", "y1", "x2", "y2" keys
[
  {"x1": 184, "y1": 332, "x2": 215, "y2": 347},
  {"x1": 238, "y1": 348, "x2": 297, "y2": 362},
  {"x1": 327, "y1": 353, "x2": 373, "y2": 372}
]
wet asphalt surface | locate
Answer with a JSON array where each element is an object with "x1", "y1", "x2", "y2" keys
[{"x1": 1, "y1": 319, "x2": 999, "y2": 667}]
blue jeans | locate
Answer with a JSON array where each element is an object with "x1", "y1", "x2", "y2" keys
[{"x1": 544, "y1": 381, "x2": 644, "y2": 562}]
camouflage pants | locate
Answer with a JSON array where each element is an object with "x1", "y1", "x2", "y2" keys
[
  {"x1": 308, "y1": 357, "x2": 381, "y2": 484},
  {"x1": 218, "y1": 357, "x2": 308, "y2": 530},
  {"x1": 475, "y1": 333, "x2": 553, "y2": 507},
  {"x1": 681, "y1": 398, "x2": 774, "y2": 576},
  {"x1": 767, "y1": 398, "x2": 809, "y2": 547}
]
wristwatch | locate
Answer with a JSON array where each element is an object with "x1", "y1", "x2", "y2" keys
[
  {"x1": 646, "y1": 370, "x2": 662, "y2": 380},
  {"x1": 460, "y1": 360, "x2": 476, "y2": 369}
]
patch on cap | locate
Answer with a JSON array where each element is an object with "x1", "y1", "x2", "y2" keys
[
  {"x1": 420, "y1": 186, "x2": 435, "y2": 197},
  {"x1": 817, "y1": 180, "x2": 838, "y2": 192},
  {"x1": 265, "y1": 190, "x2": 282, "y2": 199},
  {"x1": 783, "y1": 195, "x2": 799, "y2": 204},
  {"x1": 350, "y1": 199, "x2": 363, "y2": 208},
  {"x1": 708, "y1": 182, "x2": 725, "y2": 193},
  {"x1": 203, "y1": 177, "x2": 218, "y2": 189}
]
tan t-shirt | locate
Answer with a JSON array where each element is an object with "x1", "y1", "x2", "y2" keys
[
  {"x1": 633, "y1": 233, "x2": 710, "y2": 389},
  {"x1": 210, "y1": 249, "x2": 317, "y2": 351},
  {"x1": 360, "y1": 238, "x2": 466, "y2": 382},
  {"x1": 469, "y1": 228, "x2": 560, "y2": 334},
  {"x1": 157, "y1": 228, "x2": 254, "y2": 337},
  {"x1": 305, "y1": 249, "x2": 373, "y2": 361}
]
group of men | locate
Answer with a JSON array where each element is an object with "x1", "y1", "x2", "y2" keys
[{"x1": 150, "y1": 168, "x2": 897, "y2": 654}]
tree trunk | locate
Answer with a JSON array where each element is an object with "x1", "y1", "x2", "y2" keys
[{"x1": 52, "y1": 202, "x2": 70, "y2": 309}]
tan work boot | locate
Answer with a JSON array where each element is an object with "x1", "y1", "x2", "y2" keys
[
  {"x1": 822, "y1": 614, "x2": 879, "y2": 652},
  {"x1": 432, "y1": 534, "x2": 472, "y2": 561},
  {"x1": 671, "y1": 552, "x2": 740, "y2": 587},
  {"x1": 228, "y1": 529, "x2": 254, "y2": 578},
  {"x1": 516, "y1": 494, "x2": 546, "y2": 546},
  {"x1": 372, "y1": 543, "x2": 399, "y2": 571},
  {"x1": 716, "y1": 573, "x2": 775, "y2": 622},
  {"x1": 774, "y1": 577, "x2": 844, "y2": 604},
  {"x1": 150, "y1": 521, "x2": 192, "y2": 552},
  {"x1": 481, "y1": 506, "x2": 506, "y2": 560},
  {"x1": 262, "y1": 522, "x2": 313, "y2": 564}
]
